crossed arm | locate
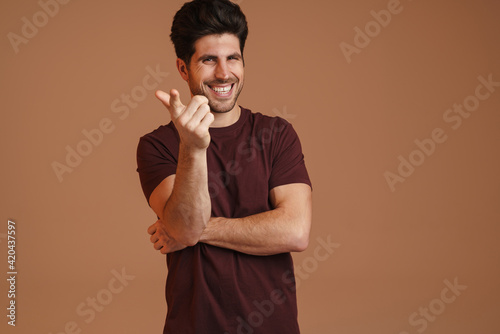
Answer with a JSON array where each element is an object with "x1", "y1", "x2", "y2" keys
[
  {"x1": 149, "y1": 176, "x2": 312, "y2": 256},
  {"x1": 199, "y1": 182, "x2": 312, "y2": 255},
  {"x1": 146, "y1": 89, "x2": 312, "y2": 256}
]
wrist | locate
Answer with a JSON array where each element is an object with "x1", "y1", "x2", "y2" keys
[
  {"x1": 179, "y1": 142, "x2": 208, "y2": 157},
  {"x1": 199, "y1": 217, "x2": 217, "y2": 243}
]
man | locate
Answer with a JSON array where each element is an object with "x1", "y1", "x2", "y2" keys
[{"x1": 136, "y1": 0, "x2": 312, "y2": 332}]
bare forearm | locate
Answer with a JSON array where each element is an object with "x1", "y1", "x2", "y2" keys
[
  {"x1": 163, "y1": 144, "x2": 211, "y2": 246},
  {"x1": 199, "y1": 208, "x2": 310, "y2": 256}
]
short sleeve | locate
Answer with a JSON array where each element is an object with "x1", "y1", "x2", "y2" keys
[
  {"x1": 268, "y1": 119, "x2": 311, "y2": 190},
  {"x1": 136, "y1": 128, "x2": 178, "y2": 203}
]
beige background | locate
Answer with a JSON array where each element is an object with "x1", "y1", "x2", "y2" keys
[{"x1": 1, "y1": 0, "x2": 499, "y2": 333}]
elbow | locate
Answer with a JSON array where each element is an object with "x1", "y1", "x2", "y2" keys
[
  {"x1": 289, "y1": 227, "x2": 310, "y2": 252},
  {"x1": 178, "y1": 235, "x2": 200, "y2": 247},
  {"x1": 293, "y1": 235, "x2": 309, "y2": 252},
  {"x1": 179, "y1": 210, "x2": 210, "y2": 246},
  {"x1": 290, "y1": 208, "x2": 311, "y2": 252},
  {"x1": 173, "y1": 226, "x2": 205, "y2": 247},
  {"x1": 164, "y1": 208, "x2": 210, "y2": 247}
]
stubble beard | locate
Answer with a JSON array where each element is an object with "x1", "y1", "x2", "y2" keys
[{"x1": 188, "y1": 77, "x2": 244, "y2": 114}]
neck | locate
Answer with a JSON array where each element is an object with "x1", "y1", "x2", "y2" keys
[{"x1": 210, "y1": 105, "x2": 241, "y2": 128}]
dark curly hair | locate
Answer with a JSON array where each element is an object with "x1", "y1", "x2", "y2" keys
[{"x1": 170, "y1": 0, "x2": 249, "y2": 66}]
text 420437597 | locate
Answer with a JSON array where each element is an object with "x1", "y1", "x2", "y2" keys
[{"x1": 7, "y1": 219, "x2": 17, "y2": 326}]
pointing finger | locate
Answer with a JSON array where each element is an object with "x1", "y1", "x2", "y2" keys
[
  {"x1": 155, "y1": 90, "x2": 183, "y2": 118},
  {"x1": 155, "y1": 90, "x2": 171, "y2": 107},
  {"x1": 169, "y1": 89, "x2": 184, "y2": 110}
]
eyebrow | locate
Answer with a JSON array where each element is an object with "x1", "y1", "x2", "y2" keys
[{"x1": 196, "y1": 52, "x2": 242, "y2": 62}]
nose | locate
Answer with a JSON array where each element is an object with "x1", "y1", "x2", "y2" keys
[{"x1": 214, "y1": 60, "x2": 230, "y2": 81}]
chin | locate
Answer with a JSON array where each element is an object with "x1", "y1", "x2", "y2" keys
[{"x1": 209, "y1": 101, "x2": 236, "y2": 114}]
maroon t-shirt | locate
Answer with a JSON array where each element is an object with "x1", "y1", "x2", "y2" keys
[{"x1": 136, "y1": 107, "x2": 311, "y2": 334}]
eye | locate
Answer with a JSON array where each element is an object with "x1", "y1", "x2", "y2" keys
[{"x1": 203, "y1": 57, "x2": 216, "y2": 63}]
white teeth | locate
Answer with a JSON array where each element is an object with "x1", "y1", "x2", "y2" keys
[{"x1": 211, "y1": 85, "x2": 231, "y2": 93}]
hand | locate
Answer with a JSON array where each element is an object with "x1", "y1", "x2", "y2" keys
[
  {"x1": 155, "y1": 89, "x2": 214, "y2": 150},
  {"x1": 147, "y1": 219, "x2": 187, "y2": 254}
]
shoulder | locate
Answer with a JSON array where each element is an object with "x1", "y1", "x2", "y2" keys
[
  {"x1": 243, "y1": 107, "x2": 292, "y2": 134},
  {"x1": 138, "y1": 122, "x2": 179, "y2": 149},
  {"x1": 139, "y1": 122, "x2": 178, "y2": 145},
  {"x1": 137, "y1": 122, "x2": 179, "y2": 158}
]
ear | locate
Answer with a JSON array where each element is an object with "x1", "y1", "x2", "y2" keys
[{"x1": 176, "y1": 58, "x2": 189, "y2": 82}]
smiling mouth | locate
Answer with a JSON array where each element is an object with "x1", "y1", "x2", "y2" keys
[{"x1": 208, "y1": 84, "x2": 234, "y2": 97}]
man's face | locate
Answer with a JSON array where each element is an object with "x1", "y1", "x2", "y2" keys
[{"x1": 183, "y1": 33, "x2": 244, "y2": 114}]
